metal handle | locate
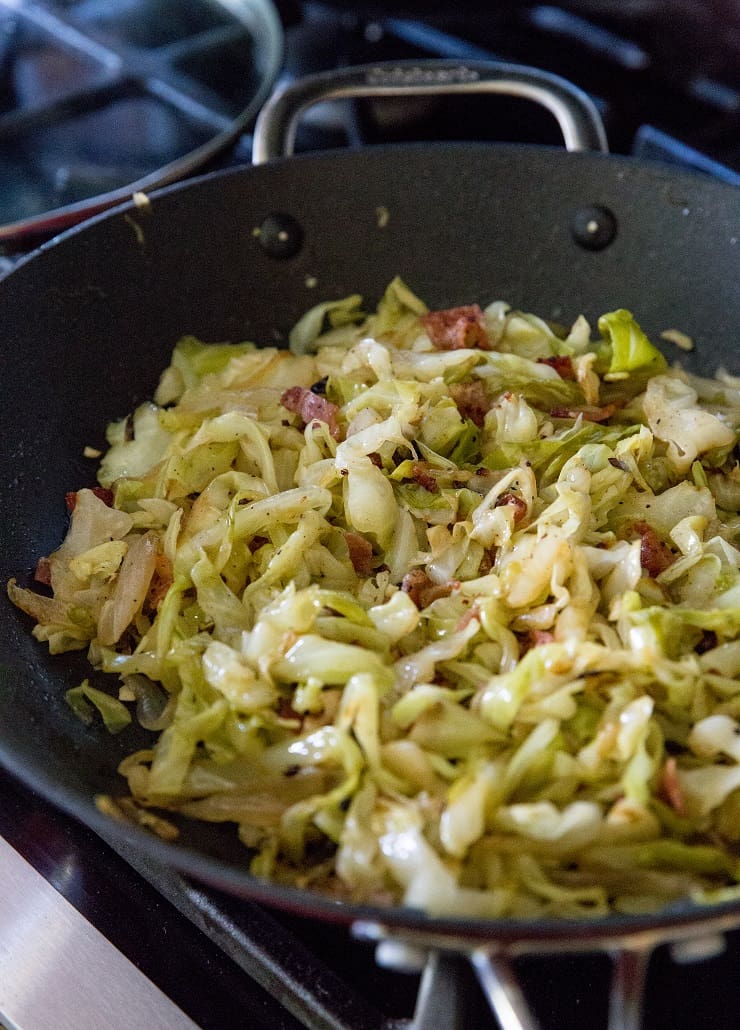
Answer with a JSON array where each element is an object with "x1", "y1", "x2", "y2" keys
[
  {"x1": 411, "y1": 952, "x2": 471, "y2": 1030},
  {"x1": 472, "y1": 949, "x2": 542, "y2": 1030},
  {"x1": 607, "y1": 947, "x2": 652, "y2": 1030},
  {"x1": 252, "y1": 59, "x2": 608, "y2": 164}
]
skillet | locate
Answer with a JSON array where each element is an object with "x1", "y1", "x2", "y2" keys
[{"x1": 0, "y1": 59, "x2": 738, "y2": 1023}]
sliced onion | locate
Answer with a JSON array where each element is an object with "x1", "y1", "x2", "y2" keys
[{"x1": 97, "y1": 531, "x2": 158, "y2": 646}]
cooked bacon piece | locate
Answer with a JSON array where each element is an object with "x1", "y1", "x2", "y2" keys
[
  {"x1": 549, "y1": 403, "x2": 618, "y2": 423},
  {"x1": 344, "y1": 531, "x2": 374, "y2": 576},
  {"x1": 280, "y1": 386, "x2": 341, "y2": 440},
  {"x1": 456, "y1": 604, "x2": 482, "y2": 631},
  {"x1": 65, "y1": 486, "x2": 115, "y2": 512},
  {"x1": 409, "y1": 462, "x2": 438, "y2": 493},
  {"x1": 537, "y1": 355, "x2": 575, "y2": 380},
  {"x1": 278, "y1": 690, "x2": 342, "y2": 735},
  {"x1": 478, "y1": 546, "x2": 496, "y2": 576},
  {"x1": 659, "y1": 757, "x2": 685, "y2": 816},
  {"x1": 302, "y1": 689, "x2": 342, "y2": 734},
  {"x1": 494, "y1": 492, "x2": 528, "y2": 524},
  {"x1": 277, "y1": 696, "x2": 302, "y2": 723},
  {"x1": 34, "y1": 556, "x2": 52, "y2": 586},
  {"x1": 449, "y1": 380, "x2": 489, "y2": 427},
  {"x1": 531, "y1": 629, "x2": 555, "y2": 646},
  {"x1": 401, "y1": 569, "x2": 457, "y2": 609},
  {"x1": 421, "y1": 305, "x2": 490, "y2": 351},
  {"x1": 145, "y1": 553, "x2": 174, "y2": 612},
  {"x1": 518, "y1": 628, "x2": 555, "y2": 656},
  {"x1": 695, "y1": 629, "x2": 718, "y2": 655},
  {"x1": 401, "y1": 569, "x2": 432, "y2": 608},
  {"x1": 633, "y1": 520, "x2": 675, "y2": 578}
]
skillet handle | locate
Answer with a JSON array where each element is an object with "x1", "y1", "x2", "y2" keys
[{"x1": 252, "y1": 59, "x2": 608, "y2": 163}]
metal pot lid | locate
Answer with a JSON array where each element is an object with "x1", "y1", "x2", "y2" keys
[{"x1": 0, "y1": 0, "x2": 283, "y2": 244}]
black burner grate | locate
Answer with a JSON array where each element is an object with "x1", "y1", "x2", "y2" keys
[
  {"x1": 0, "y1": 0, "x2": 281, "y2": 241},
  {"x1": 276, "y1": 1, "x2": 740, "y2": 181}
]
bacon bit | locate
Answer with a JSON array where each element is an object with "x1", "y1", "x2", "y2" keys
[
  {"x1": 695, "y1": 629, "x2": 718, "y2": 655},
  {"x1": 659, "y1": 757, "x2": 686, "y2": 816},
  {"x1": 549, "y1": 403, "x2": 618, "y2": 423},
  {"x1": 401, "y1": 569, "x2": 432, "y2": 608},
  {"x1": 537, "y1": 355, "x2": 575, "y2": 380},
  {"x1": 532, "y1": 629, "x2": 555, "y2": 646},
  {"x1": 145, "y1": 553, "x2": 174, "y2": 612},
  {"x1": 449, "y1": 380, "x2": 489, "y2": 427},
  {"x1": 280, "y1": 386, "x2": 342, "y2": 440},
  {"x1": 368, "y1": 452, "x2": 383, "y2": 468},
  {"x1": 633, "y1": 521, "x2": 675, "y2": 578},
  {"x1": 456, "y1": 604, "x2": 481, "y2": 631},
  {"x1": 410, "y1": 462, "x2": 438, "y2": 493},
  {"x1": 421, "y1": 305, "x2": 490, "y2": 351},
  {"x1": 302, "y1": 689, "x2": 342, "y2": 734},
  {"x1": 494, "y1": 492, "x2": 528, "y2": 524},
  {"x1": 422, "y1": 581, "x2": 458, "y2": 607},
  {"x1": 518, "y1": 628, "x2": 555, "y2": 656},
  {"x1": 277, "y1": 696, "x2": 302, "y2": 723},
  {"x1": 344, "y1": 531, "x2": 374, "y2": 576},
  {"x1": 277, "y1": 690, "x2": 342, "y2": 735},
  {"x1": 34, "y1": 556, "x2": 52, "y2": 586},
  {"x1": 401, "y1": 569, "x2": 457, "y2": 609},
  {"x1": 478, "y1": 547, "x2": 497, "y2": 576},
  {"x1": 65, "y1": 486, "x2": 115, "y2": 512}
]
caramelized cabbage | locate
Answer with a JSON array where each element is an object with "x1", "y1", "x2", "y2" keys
[{"x1": 8, "y1": 284, "x2": 740, "y2": 919}]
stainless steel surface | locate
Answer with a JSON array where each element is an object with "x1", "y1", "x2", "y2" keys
[
  {"x1": 252, "y1": 58, "x2": 609, "y2": 163},
  {"x1": 0, "y1": 0, "x2": 283, "y2": 243},
  {"x1": 353, "y1": 910, "x2": 740, "y2": 1029},
  {"x1": 411, "y1": 952, "x2": 468, "y2": 1030},
  {"x1": 351, "y1": 905, "x2": 740, "y2": 956},
  {"x1": 0, "y1": 836, "x2": 199, "y2": 1030},
  {"x1": 606, "y1": 948, "x2": 652, "y2": 1030}
]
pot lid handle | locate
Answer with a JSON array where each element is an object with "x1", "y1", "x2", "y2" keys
[{"x1": 252, "y1": 59, "x2": 608, "y2": 164}]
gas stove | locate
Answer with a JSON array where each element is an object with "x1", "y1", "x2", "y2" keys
[
  {"x1": 1, "y1": 3, "x2": 739, "y2": 1028},
  {"x1": 273, "y1": 0, "x2": 739, "y2": 181},
  {"x1": 1, "y1": 0, "x2": 737, "y2": 248},
  {"x1": 3, "y1": 765, "x2": 740, "y2": 1029}
]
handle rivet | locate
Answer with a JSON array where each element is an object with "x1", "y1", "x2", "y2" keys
[
  {"x1": 255, "y1": 212, "x2": 304, "y2": 259},
  {"x1": 571, "y1": 204, "x2": 617, "y2": 250}
]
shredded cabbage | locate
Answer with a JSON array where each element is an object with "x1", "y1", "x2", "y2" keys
[{"x1": 8, "y1": 284, "x2": 740, "y2": 920}]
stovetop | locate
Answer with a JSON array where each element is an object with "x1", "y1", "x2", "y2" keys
[
  {"x1": 0, "y1": 766, "x2": 415, "y2": 1030},
  {"x1": 1, "y1": 0, "x2": 737, "y2": 249},
  {"x1": 3, "y1": 765, "x2": 740, "y2": 1029},
  {"x1": 1, "y1": 2, "x2": 739, "y2": 1028},
  {"x1": 270, "y1": 0, "x2": 739, "y2": 178}
]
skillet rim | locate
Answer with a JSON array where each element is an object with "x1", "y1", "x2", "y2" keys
[{"x1": 3, "y1": 135, "x2": 738, "y2": 276}]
